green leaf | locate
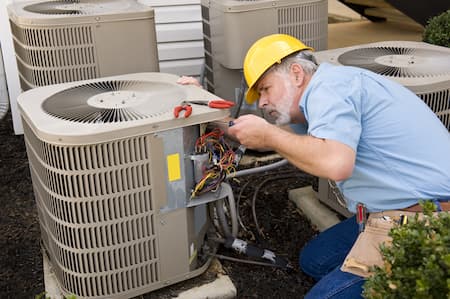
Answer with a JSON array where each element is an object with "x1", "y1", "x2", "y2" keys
[{"x1": 363, "y1": 209, "x2": 450, "y2": 299}]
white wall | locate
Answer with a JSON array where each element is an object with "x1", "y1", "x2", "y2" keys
[
  {"x1": 0, "y1": 0, "x2": 22, "y2": 134},
  {"x1": 139, "y1": 0, "x2": 205, "y2": 77}
]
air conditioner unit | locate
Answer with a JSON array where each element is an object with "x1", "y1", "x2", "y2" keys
[
  {"x1": 201, "y1": 0, "x2": 328, "y2": 114},
  {"x1": 8, "y1": 0, "x2": 159, "y2": 91},
  {"x1": 314, "y1": 41, "x2": 450, "y2": 217},
  {"x1": 17, "y1": 72, "x2": 230, "y2": 298}
]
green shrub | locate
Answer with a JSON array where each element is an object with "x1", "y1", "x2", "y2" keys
[
  {"x1": 35, "y1": 292, "x2": 77, "y2": 299},
  {"x1": 423, "y1": 10, "x2": 450, "y2": 47},
  {"x1": 363, "y1": 201, "x2": 450, "y2": 299}
]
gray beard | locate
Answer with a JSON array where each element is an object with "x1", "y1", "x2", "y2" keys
[
  {"x1": 262, "y1": 109, "x2": 291, "y2": 126},
  {"x1": 275, "y1": 114, "x2": 291, "y2": 126}
]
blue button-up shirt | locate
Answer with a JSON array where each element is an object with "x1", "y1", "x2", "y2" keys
[{"x1": 293, "y1": 63, "x2": 450, "y2": 213}]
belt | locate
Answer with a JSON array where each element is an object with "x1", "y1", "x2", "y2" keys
[{"x1": 402, "y1": 201, "x2": 450, "y2": 212}]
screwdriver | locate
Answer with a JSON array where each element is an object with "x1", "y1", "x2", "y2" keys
[
  {"x1": 356, "y1": 203, "x2": 367, "y2": 233},
  {"x1": 183, "y1": 100, "x2": 235, "y2": 109}
]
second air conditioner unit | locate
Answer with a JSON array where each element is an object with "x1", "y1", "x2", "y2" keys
[
  {"x1": 8, "y1": 0, "x2": 159, "y2": 91},
  {"x1": 201, "y1": 0, "x2": 328, "y2": 115},
  {"x1": 17, "y1": 72, "x2": 231, "y2": 298},
  {"x1": 314, "y1": 41, "x2": 450, "y2": 217}
]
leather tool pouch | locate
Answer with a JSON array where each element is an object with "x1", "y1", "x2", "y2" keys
[{"x1": 341, "y1": 211, "x2": 416, "y2": 277}]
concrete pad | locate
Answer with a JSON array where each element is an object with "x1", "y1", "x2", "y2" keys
[
  {"x1": 43, "y1": 253, "x2": 64, "y2": 299},
  {"x1": 176, "y1": 259, "x2": 236, "y2": 299},
  {"x1": 289, "y1": 186, "x2": 341, "y2": 232},
  {"x1": 43, "y1": 254, "x2": 235, "y2": 299},
  {"x1": 175, "y1": 275, "x2": 236, "y2": 299}
]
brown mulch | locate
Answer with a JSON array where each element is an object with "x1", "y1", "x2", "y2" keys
[
  {"x1": 0, "y1": 112, "x2": 43, "y2": 298},
  {"x1": 221, "y1": 161, "x2": 318, "y2": 298},
  {"x1": 0, "y1": 111, "x2": 317, "y2": 299}
]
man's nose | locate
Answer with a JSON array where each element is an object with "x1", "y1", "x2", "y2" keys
[{"x1": 258, "y1": 95, "x2": 268, "y2": 109}]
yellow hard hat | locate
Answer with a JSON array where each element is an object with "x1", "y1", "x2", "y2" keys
[{"x1": 243, "y1": 34, "x2": 313, "y2": 104}]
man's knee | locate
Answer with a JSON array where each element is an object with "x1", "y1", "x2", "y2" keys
[
  {"x1": 299, "y1": 217, "x2": 358, "y2": 280},
  {"x1": 304, "y1": 268, "x2": 365, "y2": 299},
  {"x1": 299, "y1": 239, "x2": 337, "y2": 281}
]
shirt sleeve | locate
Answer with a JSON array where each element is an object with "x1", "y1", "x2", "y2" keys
[
  {"x1": 289, "y1": 123, "x2": 308, "y2": 135},
  {"x1": 302, "y1": 78, "x2": 363, "y2": 151}
]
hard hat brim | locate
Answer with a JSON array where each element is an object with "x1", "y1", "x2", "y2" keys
[{"x1": 246, "y1": 87, "x2": 259, "y2": 105}]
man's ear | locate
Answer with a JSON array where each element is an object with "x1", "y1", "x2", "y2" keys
[{"x1": 290, "y1": 63, "x2": 305, "y2": 87}]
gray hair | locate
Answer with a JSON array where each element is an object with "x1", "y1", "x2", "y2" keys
[{"x1": 266, "y1": 50, "x2": 318, "y2": 77}]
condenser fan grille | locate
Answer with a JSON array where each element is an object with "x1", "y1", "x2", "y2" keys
[
  {"x1": 24, "y1": 0, "x2": 130, "y2": 15},
  {"x1": 42, "y1": 80, "x2": 184, "y2": 124},
  {"x1": 337, "y1": 46, "x2": 450, "y2": 78},
  {"x1": 25, "y1": 1, "x2": 84, "y2": 15}
]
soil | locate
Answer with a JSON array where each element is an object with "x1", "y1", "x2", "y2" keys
[
  {"x1": 218, "y1": 163, "x2": 319, "y2": 298},
  {"x1": 0, "y1": 112, "x2": 43, "y2": 298},
  {"x1": 0, "y1": 111, "x2": 318, "y2": 299}
]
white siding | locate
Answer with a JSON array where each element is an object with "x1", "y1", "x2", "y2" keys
[
  {"x1": 0, "y1": 0, "x2": 22, "y2": 134},
  {"x1": 139, "y1": 0, "x2": 205, "y2": 77}
]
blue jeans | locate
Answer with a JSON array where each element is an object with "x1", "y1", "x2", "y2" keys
[{"x1": 299, "y1": 216, "x2": 365, "y2": 299}]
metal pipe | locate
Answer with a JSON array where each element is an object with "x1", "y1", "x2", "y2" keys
[{"x1": 227, "y1": 158, "x2": 289, "y2": 179}]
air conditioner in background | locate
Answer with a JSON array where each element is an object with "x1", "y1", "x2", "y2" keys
[
  {"x1": 314, "y1": 41, "x2": 450, "y2": 216},
  {"x1": 201, "y1": 0, "x2": 328, "y2": 116},
  {"x1": 8, "y1": 0, "x2": 159, "y2": 91},
  {"x1": 17, "y1": 72, "x2": 231, "y2": 298}
]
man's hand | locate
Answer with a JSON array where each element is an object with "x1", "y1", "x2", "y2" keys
[
  {"x1": 228, "y1": 114, "x2": 356, "y2": 180},
  {"x1": 176, "y1": 76, "x2": 202, "y2": 88},
  {"x1": 228, "y1": 114, "x2": 273, "y2": 150}
]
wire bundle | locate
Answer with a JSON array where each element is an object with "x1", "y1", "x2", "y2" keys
[{"x1": 191, "y1": 128, "x2": 237, "y2": 197}]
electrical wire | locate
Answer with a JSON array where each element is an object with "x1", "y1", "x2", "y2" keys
[
  {"x1": 251, "y1": 174, "x2": 311, "y2": 239},
  {"x1": 192, "y1": 128, "x2": 237, "y2": 197},
  {"x1": 234, "y1": 168, "x2": 307, "y2": 237},
  {"x1": 194, "y1": 139, "x2": 310, "y2": 262},
  {"x1": 206, "y1": 162, "x2": 311, "y2": 271},
  {"x1": 236, "y1": 180, "x2": 252, "y2": 232}
]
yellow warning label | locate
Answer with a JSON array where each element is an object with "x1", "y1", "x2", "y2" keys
[{"x1": 167, "y1": 153, "x2": 181, "y2": 182}]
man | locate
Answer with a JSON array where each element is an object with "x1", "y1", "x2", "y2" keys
[{"x1": 227, "y1": 34, "x2": 450, "y2": 298}]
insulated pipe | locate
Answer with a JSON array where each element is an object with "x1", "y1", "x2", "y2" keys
[
  {"x1": 0, "y1": 46, "x2": 9, "y2": 120},
  {"x1": 214, "y1": 182, "x2": 238, "y2": 238},
  {"x1": 215, "y1": 199, "x2": 232, "y2": 237},
  {"x1": 224, "y1": 237, "x2": 293, "y2": 270},
  {"x1": 216, "y1": 159, "x2": 290, "y2": 237},
  {"x1": 226, "y1": 158, "x2": 289, "y2": 179}
]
